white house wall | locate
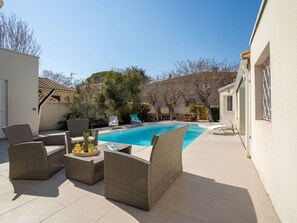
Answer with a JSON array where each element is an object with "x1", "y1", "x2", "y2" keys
[
  {"x1": 250, "y1": 0, "x2": 297, "y2": 222},
  {"x1": 219, "y1": 91, "x2": 235, "y2": 125},
  {"x1": 39, "y1": 103, "x2": 69, "y2": 131},
  {"x1": 0, "y1": 48, "x2": 39, "y2": 135}
]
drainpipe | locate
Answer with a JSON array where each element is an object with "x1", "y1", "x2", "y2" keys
[
  {"x1": 38, "y1": 89, "x2": 55, "y2": 131},
  {"x1": 242, "y1": 60, "x2": 251, "y2": 158}
]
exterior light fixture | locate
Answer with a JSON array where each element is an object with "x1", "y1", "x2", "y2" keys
[{"x1": 0, "y1": 0, "x2": 4, "y2": 8}]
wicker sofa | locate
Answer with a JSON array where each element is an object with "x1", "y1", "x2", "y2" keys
[
  {"x1": 65, "y1": 119, "x2": 99, "y2": 153},
  {"x1": 104, "y1": 125, "x2": 188, "y2": 211},
  {"x1": 2, "y1": 124, "x2": 65, "y2": 180}
]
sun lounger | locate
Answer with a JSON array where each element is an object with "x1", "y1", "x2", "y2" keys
[
  {"x1": 109, "y1": 115, "x2": 119, "y2": 128},
  {"x1": 130, "y1": 114, "x2": 142, "y2": 125},
  {"x1": 208, "y1": 121, "x2": 236, "y2": 134}
]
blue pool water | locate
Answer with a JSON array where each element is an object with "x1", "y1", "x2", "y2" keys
[{"x1": 99, "y1": 124, "x2": 205, "y2": 149}]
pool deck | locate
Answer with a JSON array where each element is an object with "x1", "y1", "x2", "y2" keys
[{"x1": 0, "y1": 122, "x2": 280, "y2": 222}]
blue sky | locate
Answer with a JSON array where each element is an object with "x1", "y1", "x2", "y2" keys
[{"x1": 1, "y1": 0, "x2": 261, "y2": 79}]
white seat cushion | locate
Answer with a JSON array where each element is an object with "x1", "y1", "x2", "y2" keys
[
  {"x1": 45, "y1": 145, "x2": 65, "y2": 156},
  {"x1": 71, "y1": 136, "x2": 95, "y2": 143}
]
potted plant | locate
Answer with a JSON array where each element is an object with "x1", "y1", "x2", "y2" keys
[{"x1": 82, "y1": 131, "x2": 90, "y2": 152}]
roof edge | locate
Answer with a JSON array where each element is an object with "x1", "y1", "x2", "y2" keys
[
  {"x1": 0, "y1": 47, "x2": 39, "y2": 59},
  {"x1": 249, "y1": 0, "x2": 268, "y2": 44},
  {"x1": 233, "y1": 59, "x2": 249, "y2": 93},
  {"x1": 218, "y1": 83, "x2": 235, "y2": 93}
]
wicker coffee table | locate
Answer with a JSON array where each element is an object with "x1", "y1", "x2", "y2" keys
[{"x1": 64, "y1": 143, "x2": 131, "y2": 185}]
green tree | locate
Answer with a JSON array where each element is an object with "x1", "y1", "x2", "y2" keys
[
  {"x1": 125, "y1": 66, "x2": 151, "y2": 84},
  {"x1": 65, "y1": 83, "x2": 108, "y2": 127},
  {"x1": 85, "y1": 71, "x2": 109, "y2": 84},
  {"x1": 103, "y1": 71, "x2": 127, "y2": 111},
  {"x1": 123, "y1": 70, "x2": 143, "y2": 104}
]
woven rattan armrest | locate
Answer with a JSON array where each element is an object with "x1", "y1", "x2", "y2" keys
[
  {"x1": 65, "y1": 131, "x2": 72, "y2": 153},
  {"x1": 104, "y1": 151, "x2": 152, "y2": 210},
  {"x1": 8, "y1": 141, "x2": 47, "y2": 157},
  {"x1": 7, "y1": 142, "x2": 49, "y2": 179},
  {"x1": 34, "y1": 134, "x2": 65, "y2": 145},
  {"x1": 89, "y1": 129, "x2": 98, "y2": 146}
]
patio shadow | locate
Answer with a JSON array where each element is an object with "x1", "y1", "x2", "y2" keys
[
  {"x1": 0, "y1": 139, "x2": 9, "y2": 164},
  {"x1": 69, "y1": 179, "x2": 105, "y2": 196},
  {"x1": 10, "y1": 169, "x2": 66, "y2": 200},
  {"x1": 102, "y1": 172, "x2": 258, "y2": 223}
]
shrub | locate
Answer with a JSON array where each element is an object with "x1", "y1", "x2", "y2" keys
[
  {"x1": 210, "y1": 107, "x2": 220, "y2": 122},
  {"x1": 189, "y1": 103, "x2": 199, "y2": 114},
  {"x1": 131, "y1": 103, "x2": 152, "y2": 122}
]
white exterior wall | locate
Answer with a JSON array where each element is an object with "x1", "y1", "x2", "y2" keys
[
  {"x1": 250, "y1": 1, "x2": 297, "y2": 222},
  {"x1": 219, "y1": 91, "x2": 234, "y2": 125},
  {"x1": 39, "y1": 103, "x2": 69, "y2": 131},
  {"x1": 236, "y1": 86, "x2": 246, "y2": 135},
  {"x1": 0, "y1": 48, "x2": 39, "y2": 136}
]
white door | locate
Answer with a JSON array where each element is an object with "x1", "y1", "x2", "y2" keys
[{"x1": 0, "y1": 80, "x2": 7, "y2": 138}]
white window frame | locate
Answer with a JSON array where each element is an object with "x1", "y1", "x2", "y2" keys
[
  {"x1": 226, "y1": 96, "x2": 233, "y2": 111},
  {"x1": 262, "y1": 58, "x2": 271, "y2": 121}
]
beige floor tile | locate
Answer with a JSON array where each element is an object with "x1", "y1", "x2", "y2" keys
[
  {"x1": 0, "y1": 169, "x2": 9, "y2": 179},
  {"x1": 0, "y1": 174, "x2": 7, "y2": 182},
  {"x1": 0, "y1": 163, "x2": 9, "y2": 172},
  {"x1": 216, "y1": 162, "x2": 249, "y2": 177},
  {"x1": 7, "y1": 175, "x2": 66, "y2": 198},
  {"x1": 183, "y1": 164, "x2": 218, "y2": 179},
  {"x1": 163, "y1": 187, "x2": 212, "y2": 221},
  {"x1": 97, "y1": 206, "x2": 149, "y2": 223},
  {"x1": 71, "y1": 193, "x2": 115, "y2": 220},
  {"x1": 42, "y1": 194, "x2": 113, "y2": 223},
  {"x1": 0, "y1": 180, "x2": 14, "y2": 195},
  {"x1": 47, "y1": 182, "x2": 89, "y2": 206},
  {"x1": 133, "y1": 146, "x2": 152, "y2": 161},
  {"x1": 99, "y1": 195, "x2": 167, "y2": 223},
  {"x1": 0, "y1": 192, "x2": 37, "y2": 215},
  {"x1": 213, "y1": 182, "x2": 255, "y2": 205},
  {"x1": 215, "y1": 172, "x2": 252, "y2": 188},
  {"x1": 172, "y1": 172, "x2": 215, "y2": 195},
  {"x1": 42, "y1": 209, "x2": 95, "y2": 223},
  {"x1": 210, "y1": 196, "x2": 259, "y2": 223},
  {"x1": 154, "y1": 209, "x2": 207, "y2": 223},
  {"x1": 0, "y1": 197, "x2": 64, "y2": 223}
]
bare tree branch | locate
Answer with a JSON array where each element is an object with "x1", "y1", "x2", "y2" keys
[{"x1": 0, "y1": 13, "x2": 41, "y2": 56}]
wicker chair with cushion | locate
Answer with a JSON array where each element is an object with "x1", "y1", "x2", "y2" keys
[
  {"x1": 104, "y1": 125, "x2": 188, "y2": 211},
  {"x1": 65, "y1": 119, "x2": 98, "y2": 153},
  {"x1": 2, "y1": 124, "x2": 65, "y2": 180}
]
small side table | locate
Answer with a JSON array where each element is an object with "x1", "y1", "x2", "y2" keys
[{"x1": 64, "y1": 143, "x2": 131, "y2": 185}]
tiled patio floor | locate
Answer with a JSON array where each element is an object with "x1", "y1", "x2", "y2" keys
[{"x1": 0, "y1": 125, "x2": 280, "y2": 223}]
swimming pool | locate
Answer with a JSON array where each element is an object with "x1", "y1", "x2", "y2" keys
[{"x1": 99, "y1": 124, "x2": 205, "y2": 149}]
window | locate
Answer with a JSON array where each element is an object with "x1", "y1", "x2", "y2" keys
[
  {"x1": 227, "y1": 96, "x2": 233, "y2": 111},
  {"x1": 255, "y1": 43, "x2": 270, "y2": 121},
  {"x1": 262, "y1": 58, "x2": 271, "y2": 121},
  {"x1": 52, "y1": 95, "x2": 61, "y2": 101}
]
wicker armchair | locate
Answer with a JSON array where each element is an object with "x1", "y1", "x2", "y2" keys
[
  {"x1": 104, "y1": 125, "x2": 188, "y2": 211},
  {"x1": 2, "y1": 124, "x2": 65, "y2": 180},
  {"x1": 65, "y1": 119, "x2": 99, "y2": 153}
]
